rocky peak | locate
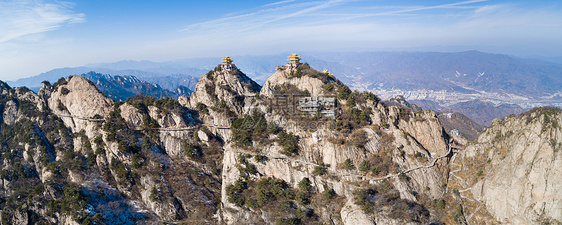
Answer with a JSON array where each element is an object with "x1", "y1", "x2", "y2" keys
[
  {"x1": 185, "y1": 65, "x2": 261, "y2": 141},
  {"x1": 260, "y1": 63, "x2": 335, "y2": 97},
  {"x1": 0, "y1": 80, "x2": 11, "y2": 95},
  {"x1": 38, "y1": 80, "x2": 52, "y2": 98},
  {"x1": 215, "y1": 60, "x2": 464, "y2": 224},
  {"x1": 0, "y1": 84, "x2": 46, "y2": 126},
  {"x1": 46, "y1": 75, "x2": 114, "y2": 133},
  {"x1": 386, "y1": 95, "x2": 422, "y2": 112},
  {"x1": 188, "y1": 65, "x2": 260, "y2": 116}
]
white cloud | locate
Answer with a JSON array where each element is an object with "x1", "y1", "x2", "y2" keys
[
  {"x1": 182, "y1": 0, "x2": 351, "y2": 35},
  {"x1": 173, "y1": 0, "x2": 562, "y2": 57},
  {"x1": 263, "y1": 0, "x2": 297, "y2": 7},
  {"x1": 0, "y1": 0, "x2": 84, "y2": 43}
]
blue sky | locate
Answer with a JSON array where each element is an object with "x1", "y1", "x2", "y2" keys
[{"x1": 1, "y1": 0, "x2": 561, "y2": 80}]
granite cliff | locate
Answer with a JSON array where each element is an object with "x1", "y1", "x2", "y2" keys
[{"x1": 459, "y1": 107, "x2": 562, "y2": 224}]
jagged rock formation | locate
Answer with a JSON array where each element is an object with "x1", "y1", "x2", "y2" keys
[
  {"x1": 459, "y1": 107, "x2": 562, "y2": 224},
  {"x1": 46, "y1": 76, "x2": 114, "y2": 134},
  {"x1": 188, "y1": 66, "x2": 260, "y2": 111},
  {"x1": 0, "y1": 59, "x2": 560, "y2": 225},
  {"x1": 385, "y1": 95, "x2": 423, "y2": 112},
  {"x1": 186, "y1": 66, "x2": 260, "y2": 140},
  {"x1": 260, "y1": 63, "x2": 334, "y2": 97}
]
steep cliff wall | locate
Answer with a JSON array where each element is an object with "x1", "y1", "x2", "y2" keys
[{"x1": 462, "y1": 107, "x2": 562, "y2": 224}]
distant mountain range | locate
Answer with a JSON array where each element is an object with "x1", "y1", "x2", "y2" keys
[
  {"x1": 308, "y1": 51, "x2": 562, "y2": 97},
  {"x1": 12, "y1": 51, "x2": 562, "y2": 97},
  {"x1": 79, "y1": 72, "x2": 191, "y2": 101},
  {"x1": 7, "y1": 64, "x2": 202, "y2": 93},
  {"x1": 6, "y1": 50, "x2": 561, "y2": 126}
]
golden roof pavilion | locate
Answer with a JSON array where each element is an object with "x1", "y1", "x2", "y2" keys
[
  {"x1": 221, "y1": 56, "x2": 233, "y2": 65},
  {"x1": 287, "y1": 53, "x2": 301, "y2": 64}
]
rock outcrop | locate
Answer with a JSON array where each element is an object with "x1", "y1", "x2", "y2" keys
[
  {"x1": 260, "y1": 64, "x2": 333, "y2": 97},
  {"x1": 188, "y1": 66, "x2": 260, "y2": 113},
  {"x1": 46, "y1": 76, "x2": 114, "y2": 135},
  {"x1": 185, "y1": 66, "x2": 260, "y2": 140},
  {"x1": 462, "y1": 107, "x2": 562, "y2": 224}
]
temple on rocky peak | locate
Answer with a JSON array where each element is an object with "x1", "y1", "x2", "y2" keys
[
  {"x1": 322, "y1": 69, "x2": 334, "y2": 77},
  {"x1": 219, "y1": 56, "x2": 236, "y2": 70},
  {"x1": 222, "y1": 56, "x2": 233, "y2": 65},
  {"x1": 285, "y1": 53, "x2": 302, "y2": 69},
  {"x1": 287, "y1": 53, "x2": 301, "y2": 64}
]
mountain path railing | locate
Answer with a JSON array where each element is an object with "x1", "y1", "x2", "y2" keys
[
  {"x1": 225, "y1": 139, "x2": 457, "y2": 183},
  {"x1": 59, "y1": 112, "x2": 459, "y2": 183},
  {"x1": 55, "y1": 113, "x2": 231, "y2": 130}
]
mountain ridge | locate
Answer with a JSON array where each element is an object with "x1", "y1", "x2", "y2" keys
[
  {"x1": 0, "y1": 60, "x2": 560, "y2": 224},
  {"x1": 7, "y1": 66, "x2": 202, "y2": 93},
  {"x1": 10, "y1": 51, "x2": 561, "y2": 128},
  {"x1": 11, "y1": 50, "x2": 561, "y2": 100},
  {"x1": 80, "y1": 71, "x2": 191, "y2": 101}
]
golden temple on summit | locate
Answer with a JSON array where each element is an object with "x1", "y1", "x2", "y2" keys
[
  {"x1": 287, "y1": 53, "x2": 301, "y2": 64},
  {"x1": 323, "y1": 69, "x2": 334, "y2": 77},
  {"x1": 221, "y1": 56, "x2": 233, "y2": 65}
]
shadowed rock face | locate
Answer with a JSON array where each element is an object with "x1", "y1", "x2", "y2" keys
[{"x1": 436, "y1": 111, "x2": 484, "y2": 141}]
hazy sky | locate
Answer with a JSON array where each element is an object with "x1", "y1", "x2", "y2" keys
[{"x1": 1, "y1": 0, "x2": 561, "y2": 80}]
